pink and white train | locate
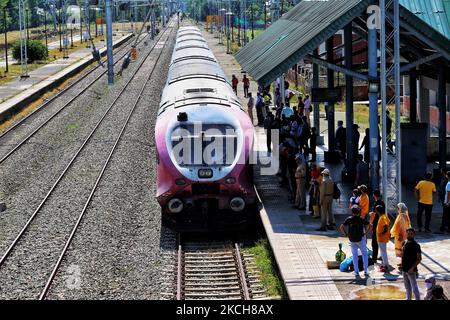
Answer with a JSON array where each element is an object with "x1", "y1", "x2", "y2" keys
[{"x1": 155, "y1": 26, "x2": 257, "y2": 230}]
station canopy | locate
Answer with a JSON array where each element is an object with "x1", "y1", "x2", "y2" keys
[{"x1": 235, "y1": 0, "x2": 450, "y2": 87}]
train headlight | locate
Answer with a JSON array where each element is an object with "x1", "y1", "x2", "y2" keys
[
  {"x1": 225, "y1": 177, "x2": 236, "y2": 184},
  {"x1": 198, "y1": 168, "x2": 213, "y2": 179},
  {"x1": 168, "y1": 198, "x2": 183, "y2": 213},
  {"x1": 230, "y1": 197, "x2": 245, "y2": 212}
]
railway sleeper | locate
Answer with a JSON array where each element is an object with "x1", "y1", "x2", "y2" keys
[{"x1": 185, "y1": 286, "x2": 241, "y2": 292}]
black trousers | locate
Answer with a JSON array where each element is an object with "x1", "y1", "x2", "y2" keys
[
  {"x1": 244, "y1": 86, "x2": 249, "y2": 97},
  {"x1": 417, "y1": 202, "x2": 433, "y2": 230},
  {"x1": 256, "y1": 108, "x2": 264, "y2": 125},
  {"x1": 441, "y1": 204, "x2": 450, "y2": 231},
  {"x1": 266, "y1": 131, "x2": 272, "y2": 152},
  {"x1": 372, "y1": 236, "x2": 379, "y2": 261}
]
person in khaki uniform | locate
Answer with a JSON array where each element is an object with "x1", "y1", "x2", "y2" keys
[
  {"x1": 317, "y1": 169, "x2": 335, "y2": 231},
  {"x1": 293, "y1": 155, "x2": 307, "y2": 210}
]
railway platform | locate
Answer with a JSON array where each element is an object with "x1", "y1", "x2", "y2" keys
[
  {"x1": 0, "y1": 32, "x2": 132, "y2": 124},
  {"x1": 201, "y1": 25, "x2": 450, "y2": 300}
]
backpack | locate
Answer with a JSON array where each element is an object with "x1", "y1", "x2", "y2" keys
[{"x1": 333, "y1": 182, "x2": 341, "y2": 200}]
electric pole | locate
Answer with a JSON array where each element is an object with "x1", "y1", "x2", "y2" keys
[{"x1": 105, "y1": 0, "x2": 114, "y2": 84}]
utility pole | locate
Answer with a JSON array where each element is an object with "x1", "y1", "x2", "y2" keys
[
  {"x1": 3, "y1": 7, "x2": 8, "y2": 73},
  {"x1": 44, "y1": 10, "x2": 48, "y2": 48},
  {"x1": 80, "y1": 3, "x2": 83, "y2": 43},
  {"x1": 105, "y1": 0, "x2": 114, "y2": 84},
  {"x1": 250, "y1": 3, "x2": 253, "y2": 39},
  {"x1": 226, "y1": 0, "x2": 231, "y2": 54},
  {"x1": 59, "y1": 3, "x2": 62, "y2": 51},
  {"x1": 26, "y1": 8, "x2": 29, "y2": 41},
  {"x1": 242, "y1": 0, "x2": 246, "y2": 45},
  {"x1": 18, "y1": 0, "x2": 29, "y2": 78},
  {"x1": 62, "y1": 0, "x2": 69, "y2": 59},
  {"x1": 380, "y1": 0, "x2": 402, "y2": 207},
  {"x1": 264, "y1": 2, "x2": 267, "y2": 29}
]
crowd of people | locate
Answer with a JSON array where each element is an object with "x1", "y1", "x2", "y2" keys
[
  {"x1": 238, "y1": 76, "x2": 338, "y2": 231},
  {"x1": 234, "y1": 74, "x2": 449, "y2": 300}
]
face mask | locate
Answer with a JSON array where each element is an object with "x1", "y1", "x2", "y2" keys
[{"x1": 425, "y1": 282, "x2": 433, "y2": 289}]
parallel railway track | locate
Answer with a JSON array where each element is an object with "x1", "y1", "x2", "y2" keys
[
  {"x1": 0, "y1": 26, "x2": 154, "y2": 163},
  {"x1": 176, "y1": 237, "x2": 269, "y2": 300},
  {"x1": 0, "y1": 19, "x2": 176, "y2": 300}
]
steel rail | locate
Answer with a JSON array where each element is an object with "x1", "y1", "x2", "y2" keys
[
  {"x1": 39, "y1": 25, "x2": 174, "y2": 299},
  {"x1": 0, "y1": 31, "x2": 152, "y2": 163},
  {"x1": 176, "y1": 233, "x2": 183, "y2": 300},
  {"x1": 0, "y1": 20, "x2": 174, "y2": 270},
  {"x1": 234, "y1": 243, "x2": 251, "y2": 300},
  {"x1": 0, "y1": 35, "x2": 136, "y2": 140}
]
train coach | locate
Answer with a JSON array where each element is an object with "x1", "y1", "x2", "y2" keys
[{"x1": 155, "y1": 26, "x2": 257, "y2": 230}]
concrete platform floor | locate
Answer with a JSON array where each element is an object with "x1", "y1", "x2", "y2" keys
[{"x1": 200, "y1": 24, "x2": 450, "y2": 300}]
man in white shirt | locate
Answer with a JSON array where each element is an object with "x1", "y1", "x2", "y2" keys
[{"x1": 304, "y1": 95, "x2": 311, "y2": 126}]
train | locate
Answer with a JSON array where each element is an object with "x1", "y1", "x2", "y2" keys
[{"x1": 155, "y1": 26, "x2": 257, "y2": 230}]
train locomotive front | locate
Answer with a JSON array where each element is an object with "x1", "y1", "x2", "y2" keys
[{"x1": 155, "y1": 26, "x2": 257, "y2": 230}]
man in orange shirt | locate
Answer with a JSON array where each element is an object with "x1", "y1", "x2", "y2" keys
[
  {"x1": 375, "y1": 205, "x2": 390, "y2": 272},
  {"x1": 415, "y1": 172, "x2": 437, "y2": 232},
  {"x1": 358, "y1": 185, "x2": 370, "y2": 220}
]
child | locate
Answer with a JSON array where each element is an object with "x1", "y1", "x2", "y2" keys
[
  {"x1": 349, "y1": 189, "x2": 361, "y2": 208},
  {"x1": 375, "y1": 205, "x2": 390, "y2": 272}
]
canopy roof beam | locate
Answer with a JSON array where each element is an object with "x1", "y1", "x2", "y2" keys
[
  {"x1": 399, "y1": 53, "x2": 442, "y2": 73},
  {"x1": 306, "y1": 54, "x2": 368, "y2": 81}
]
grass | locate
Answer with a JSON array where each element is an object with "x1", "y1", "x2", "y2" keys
[{"x1": 242, "y1": 239, "x2": 286, "y2": 299}]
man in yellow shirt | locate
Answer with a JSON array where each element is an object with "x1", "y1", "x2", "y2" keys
[
  {"x1": 375, "y1": 205, "x2": 390, "y2": 272},
  {"x1": 415, "y1": 172, "x2": 436, "y2": 232}
]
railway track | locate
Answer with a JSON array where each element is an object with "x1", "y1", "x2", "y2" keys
[
  {"x1": 176, "y1": 237, "x2": 270, "y2": 300},
  {"x1": 0, "y1": 19, "x2": 176, "y2": 300},
  {"x1": 0, "y1": 24, "x2": 156, "y2": 163}
]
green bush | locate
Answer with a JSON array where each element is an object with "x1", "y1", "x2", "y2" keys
[{"x1": 12, "y1": 40, "x2": 48, "y2": 63}]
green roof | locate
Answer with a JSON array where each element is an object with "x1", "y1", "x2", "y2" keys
[
  {"x1": 235, "y1": 0, "x2": 450, "y2": 86},
  {"x1": 235, "y1": 0, "x2": 374, "y2": 86},
  {"x1": 400, "y1": 0, "x2": 450, "y2": 39}
]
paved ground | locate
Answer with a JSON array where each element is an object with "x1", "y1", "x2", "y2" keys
[
  {"x1": 0, "y1": 32, "x2": 127, "y2": 103},
  {"x1": 201, "y1": 24, "x2": 450, "y2": 300}
]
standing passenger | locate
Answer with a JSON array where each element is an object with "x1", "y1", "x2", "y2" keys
[
  {"x1": 414, "y1": 172, "x2": 436, "y2": 232},
  {"x1": 375, "y1": 205, "x2": 390, "y2": 272},
  {"x1": 339, "y1": 205, "x2": 371, "y2": 278},
  {"x1": 317, "y1": 169, "x2": 335, "y2": 231},
  {"x1": 357, "y1": 185, "x2": 370, "y2": 220},
  {"x1": 247, "y1": 93, "x2": 254, "y2": 124},
  {"x1": 231, "y1": 75, "x2": 239, "y2": 95},
  {"x1": 304, "y1": 95, "x2": 311, "y2": 126},
  {"x1": 391, "y1": 203, "x2": 411, "y2": 262},
  {"x1": 402, "y1": 228, "x2": 422, "y2": 300},
  {"x1": 242, "y1": 74, "x2": 250, "y2": 98},
  {"x1": 294, "y1": 155, "x2": 307, "y2": 210}
]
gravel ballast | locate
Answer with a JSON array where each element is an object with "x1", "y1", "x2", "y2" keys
[{"x1": 0, "y1": 23, "x2": 176, "y2": 299}]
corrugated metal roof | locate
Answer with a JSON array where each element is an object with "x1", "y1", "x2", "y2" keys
[
  {"x1": 235, "y1": 0, "x2": 450, "y2": 86},
  {"x1": 235, "y1": 0, "x2": 373, "y2": 86},
  {"x1": 400, "y1": 0, "x2": 450, "y2": 39},
  {"x1": 398, "y1": 4, "x2": 450, "y2": 60}
]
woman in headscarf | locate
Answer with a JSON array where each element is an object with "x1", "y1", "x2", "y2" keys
[{"x1": 390, "y1": 203, "x2": 412, "y2": 259}]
